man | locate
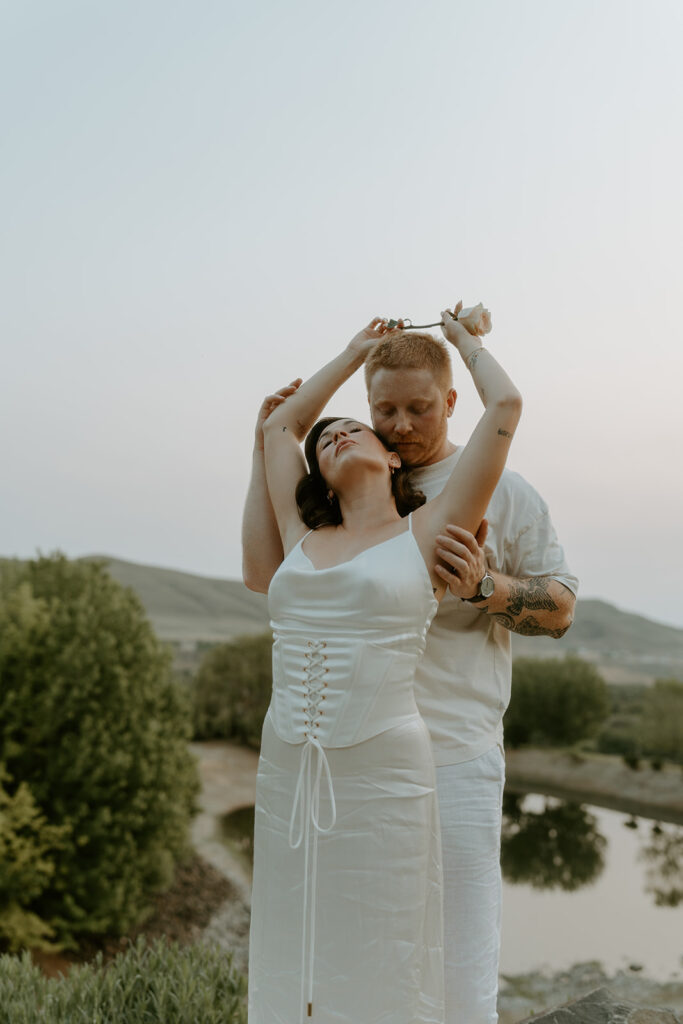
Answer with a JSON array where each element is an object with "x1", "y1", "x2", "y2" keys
[{"x1": 242, "y1": 328, "x2": 578, "y2": 1024}]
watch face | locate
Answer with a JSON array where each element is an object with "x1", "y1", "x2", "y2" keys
[{"x1": 480, "y1": 574, "x2": 495, "y2": 598}]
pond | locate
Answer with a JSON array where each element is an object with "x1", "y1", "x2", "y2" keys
[
  {"x1": 220, "y1": 792, "x2": 683, "y2": 981},
  {"x1": 499, "y1": 792, "x2": 683, "y2": 981}
]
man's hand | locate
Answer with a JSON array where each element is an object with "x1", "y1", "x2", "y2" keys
[
  {"x1": 434, "y1": 520, "x2": 489, "y2": 599},
  {"x1": 254, "y1": 379, "x2": 303, "y2": 452}
]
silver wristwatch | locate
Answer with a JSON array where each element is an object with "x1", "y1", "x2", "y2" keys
[{"x1": 466, "y1": 571, "x2": 495, "y2": 603}]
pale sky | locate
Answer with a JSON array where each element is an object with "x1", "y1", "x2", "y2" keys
[{"x1": 2, "y1": 1, "x2": 683, "y2": 627}]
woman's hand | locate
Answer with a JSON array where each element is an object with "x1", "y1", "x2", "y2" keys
[
  {"x1": 254, "y1": 378, "x2": 303, "y2": 452},
  {"x1": 347, "y1": 317, "x2": 403, "y2": 360},
  {"x1": 440, "y1": 301, "x2": 471, "y2": 349},
  {"x1": 440, "y1": 301, "x2": 492, "y2": 349}
]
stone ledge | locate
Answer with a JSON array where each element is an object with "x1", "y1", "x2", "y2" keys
[{"x1": 521, "y1": 987, "x2": 681, "y2": 1024}]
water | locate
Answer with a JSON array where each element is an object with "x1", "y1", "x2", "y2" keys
[
  {"x1": 220, "y1": 793, "x2": 683, "y2": 981},
  {"x1": 499, "y1": 793, "x2": 683, "y2": 980}
]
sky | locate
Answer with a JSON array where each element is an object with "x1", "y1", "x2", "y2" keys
[{"x1": 2, "y1": 0, "x2": 683, "y2": 628}]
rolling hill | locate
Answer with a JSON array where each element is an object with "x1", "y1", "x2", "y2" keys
[
  {"x1": 96, "y1": 556, "x2": 683, "y2": 683},
  {"x1": 4, "y1": 554, "x2": 683, "y2": 683}
]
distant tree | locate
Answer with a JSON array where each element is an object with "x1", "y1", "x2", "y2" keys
[
  {"x1": 504, "y1": 655, "x2": 609, "y2": 747},
  {"x1": 0, "y1": 555, "x2": 199, "y2": 948},
  {"x1": 641, "y1": 679, "x2": 683, "y2": 763},
  {"x1": 192, "y1": 633, "x2": 272, "y2": 748}
]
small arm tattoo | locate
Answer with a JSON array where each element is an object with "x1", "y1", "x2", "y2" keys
[
  {"x1": 497, "y1": 428, "x2": 513, "y2": 438},
  {"x1": 466, "y1": 348, "x2": 482, "y2": 370},
  {"x1": 282, "y1": 426, "x2": 287, "y2": 432}
]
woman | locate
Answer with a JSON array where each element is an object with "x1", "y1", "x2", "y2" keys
[{"x1": 247, "y1": 306, "x2": 522, "y2": 1024}]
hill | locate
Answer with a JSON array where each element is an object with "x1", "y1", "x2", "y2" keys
[
  {"x1": 86, "y1": 556, "x2": 270, "y2": 644},
  {"x1": 512, "y1": 598, "x2": 683, "y2": 683},
  {"x1": 94, "y1": 557, "x2": 683, "y2": 683},
  {"x1": 3, "y1": 555, "x2": 683, "y2": 683}
]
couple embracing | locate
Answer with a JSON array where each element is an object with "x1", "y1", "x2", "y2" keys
[{"x1": 241, "y1": 304, "x2": 577, "y2": 1024}]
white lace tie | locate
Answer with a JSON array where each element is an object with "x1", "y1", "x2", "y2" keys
[{"x1": 287, "y1": 640, "x2": 337, "y2": 1021}]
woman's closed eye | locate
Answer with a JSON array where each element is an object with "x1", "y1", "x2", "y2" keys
[{"x1": 322, "y1": 427, "x2": 361, "y2": 450}]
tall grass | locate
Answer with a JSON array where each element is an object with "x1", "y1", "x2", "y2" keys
[{"x1": 0, "y1": 937, "x2": 247, "y2": 1024}]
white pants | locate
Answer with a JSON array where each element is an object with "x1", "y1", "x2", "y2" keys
[{"x1": 436, "y1": 745, "x2": 505, "y2": 1024}]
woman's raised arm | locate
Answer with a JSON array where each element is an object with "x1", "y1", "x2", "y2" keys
[
  {"x1": 262, "y1": 318, "x2": 390, "y2": 554},
  {"x1": 415, "y1": 303, "x2": 522, "y2": 559}
]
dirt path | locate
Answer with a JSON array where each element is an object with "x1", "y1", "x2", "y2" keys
[{"x1": 189, "y1": 740, "x2": 259, "y2": 899}]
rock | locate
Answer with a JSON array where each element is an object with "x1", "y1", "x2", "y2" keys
[{"x1": 520, "y1": 986, "x2": 681, "y2": 1024}]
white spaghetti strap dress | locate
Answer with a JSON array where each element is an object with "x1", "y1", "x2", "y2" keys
[{"x1": 248, "y1": 515, "x2": 444, "y2": 1024}]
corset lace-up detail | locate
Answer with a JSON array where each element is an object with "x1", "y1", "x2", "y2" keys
[
  {"x1": 288, "y1": 639, "x2": 337, "y2": 1021},
  {"x1": 302, "y1": 640, "x2": 327, "y2": 738}
]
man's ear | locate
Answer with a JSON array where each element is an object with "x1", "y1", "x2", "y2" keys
[
  {"x1": 389, "y1": 452, "x2": 401, "y2": 471},
  {"x1": 446, "y1": 388, "x2": 457, "y2": 418}
]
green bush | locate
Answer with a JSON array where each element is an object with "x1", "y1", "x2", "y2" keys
[
  {"x1": 192, "y1": 633, "x2": 272, "y2": 748},
  {"x1": 504, "y1": 655, "x2": 609, "y2": 747},
  {"x1": 0, "y1": 555, "x2": 200, "y2": 948},
  {"x1": 641, "y1": 678, "x2": 683, "y2": 763},
  {"x1": 0, "y1": 936, "x2": 247, "y2": 1024},
  {"x1": 596, "y1": 723, "x2": 641, "y2": 758},
  {"x1": 0, "y1": 767, "x2": 70, "y2": 951}
]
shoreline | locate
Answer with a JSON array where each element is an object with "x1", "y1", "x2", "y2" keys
[{"x1": 504, "y1": 747, "x2": 683, "y2": 825}]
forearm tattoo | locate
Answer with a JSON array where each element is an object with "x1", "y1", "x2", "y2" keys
[
  {"x1": 481, "y1": 576, "x2": 571, "y2": 639},
  {"x1": 497, "y1": 428, "x2": 513, "y2": 438}
]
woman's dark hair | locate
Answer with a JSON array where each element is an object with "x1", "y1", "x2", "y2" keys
[{"x1": 295, "y1": 417, "x2": 426, "y2": 530}]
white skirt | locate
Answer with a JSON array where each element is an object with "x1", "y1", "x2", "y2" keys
[{"x1": 248, "y1": 710, "x2": 444, "y2": 1024}]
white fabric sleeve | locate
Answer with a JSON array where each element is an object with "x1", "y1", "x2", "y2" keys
[{"x1": 499, "y1": 481, "x2": 579, "y2": 595}]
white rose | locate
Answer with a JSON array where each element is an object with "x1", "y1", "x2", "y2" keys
[{"x1": 457, "y1": 303, "x2": 492, "y2": 337}]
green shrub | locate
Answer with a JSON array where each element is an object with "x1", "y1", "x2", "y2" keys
[
  {"x1": 505, "y1": 655, "x2": 609, "y2": 747},
  {"x1": 0, "y1": 936, "x2": 247, "y2": 1024},
  {"x1": 596, "y1": 724, "x2": 641, "y2": 758},
  {"x1": 641, "y1": 678, "x2": 683, "y2": 763},
  {"x1": 0, "y1": 555, "x2": 200, "y2": 948},
  {"x1": 192, "y1": 633, "x2": 272, "y2": 748},
  {"x1": 0, "y1": 766, "x2": 70, "y2": 951}
]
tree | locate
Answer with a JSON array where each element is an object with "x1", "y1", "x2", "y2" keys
[
  {"x1": 504, "y1": 655, "x2": 609, "y2": 747},
  {"x1": 0, "y1": 555, "x2": 199, "y2": 947}
]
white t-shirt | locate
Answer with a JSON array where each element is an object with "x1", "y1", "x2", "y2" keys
[{"x1": 409, "y1": 449, "x2": 579, "y2": 767}]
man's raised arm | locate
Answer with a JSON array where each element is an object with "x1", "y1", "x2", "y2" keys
[{"x1": 241, "y1": 380, "x2": 301, "y2": 593}]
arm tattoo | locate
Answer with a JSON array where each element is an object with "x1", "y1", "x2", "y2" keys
[
  {"x1": 489, "y1": 577, "x2": 572, "y2": 638},
  {"x1": 497, "y1": 428, "x2": 513, "y2": 438},
  {"x1": 512, "y1": 614, "x2": 571, "y2": 639},
  {"x1": 466, "y1": 348, "x2": 482, "y2": 370},
  {"x1": 506, "y1": 576, "x2": 559, "y2": 617},
  {"x1": 282, "y1": 426, "x2": 288, "y2": 432}
]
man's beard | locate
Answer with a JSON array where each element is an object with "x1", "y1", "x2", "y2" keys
[{"x1": 389, "y1": 439, "x2": 427, "y2": 467}]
